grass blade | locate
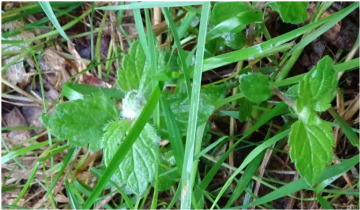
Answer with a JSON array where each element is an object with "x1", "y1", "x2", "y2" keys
[
  {"x1": 39, "y1": 2, "x2": 72, "y2": 43},
  {"x1": 328, "y1": 107, "x2": 359, "y2": 149},
  {"x1": 12, "y1": 162, "x2": 39, "y2": 206},
  {"x1": 2, "y1": 141, "x2": 50, "y2": 164},
  {"x1": 43, "y1": 147, "x2": 75, "y2": 198},
  {"x1": 96, "y1": 2, "x2": 202, "y2": 10},
  {"x1": 210, "y1": 129, "x2": 290, "y2": 209},
  {"x1": 61, "y1": 82, "x2": 125, "y2": 100},
  {"x1": 180, "y1": 2, "x2": 211, "y2": 209},
  {"x1": 163, "y1": 7, "x2": 192, "y2": 98},
  {"x1": 202, "y1": 6, "x2": 355, "y2": 72},
  {"x1": 133, "y1": 9, "x2": 150, "y2": 59},
  {"x1": 277, "y1": 2, "x2": 359, "y2": 81},
  {"x1": 237, "y1": 154, "x2": 359, "y2": 209},
  {"x1": 160, "y1": 96, "x2": 185, "y2": 173},
  {"x1": 194, "y1": 102, "x2": 288, "y2": 202},
  {"x1": 225, "y1": 150, "x2": 265, "y2": 207},
  {"x1": 65, "y1": 180, "x2": 82, "y2": 209},
  {"x1": 90, "y1": 168, "x2": 135, "y2": 209},
  {"x1": 316, "y1": 193, "x2": 334, "y2": 209},
  {"x1": 274, "y1": 58, "x2": 360, "y2": 87},
  {"x1": 145, "y1": 8, "x2": 161, "y2": 129}
]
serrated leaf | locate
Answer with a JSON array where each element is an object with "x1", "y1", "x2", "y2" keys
[
  {"x1": 167, "y1": 85, "x2": 226, "y2": 134},
  {"x1": 297, "y1": 56, "x2": 337, "y2": 114},
  {"x1": 41, "y1": 93, "x2": 119, "y2": 151},
  {"x1": 239, "y1": 73, "x2": 273, "y2": 103},
  {"x1": 102, "y1": 120, "x2": 132, "y2": 165},
  {"x1": 117, "y1": 41, "x2": 149, "y2": 93},
  {"x1": 289, "y1": 120, "x2": 334, "y2": 186},
  {"x1": 117, "y1": 41, "x2": 164, "y2": 98},
  {"x1": 268, "y1": 2, "x2": 309, "y2": 24},
  {"x1": 103, "y1": 121, "x2": 160, "y2": 196},
  {"x1": 168, "y1": 93, "x2": 214, "y2": 134}
]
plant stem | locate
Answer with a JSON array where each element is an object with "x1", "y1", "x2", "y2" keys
[{"x1": 273, "y1": 87, "x2": 296, "y2": 110}]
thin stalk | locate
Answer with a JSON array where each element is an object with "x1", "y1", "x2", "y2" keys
[{"x1": 96, "y1": 10, "x2": 109, "y2": 79}]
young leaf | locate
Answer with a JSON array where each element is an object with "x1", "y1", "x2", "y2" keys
[
  {"x1": 102, "y1": 121, "x2": 160, "y2": 196},
  {"x1": 117, "y1": 41, "x2": 165, "y2": 98},
  {"x1": 41, "y1": 93, "x2": 119, "y2": 151},
  {"x1": 117, "y1": 41, "x2": 150, "y2": 94},
  {"x1": 288, "y1": 56, "x2": 338, "y2": 186},
  {"x1": 268, "y1": 2, "x2": 309, "y2": 24},
  {"x1": 167, "y1": 92, "x2": 215, "y2": 134},
  {"x1": 121, "y1": 90, "x2": 147, "y2": 120},
  {"x1": 167, "y1": 85, "x2": 227, "y2": 134},
  {"x1": 297, "y1": 56, "x2": 337, "y2": 114},
  {"x1": 239, "y1": 72, "x2": 273, "y2": 103},
  {"x1": 289, "y1": 120, "x2": 334, "y2": 186}
]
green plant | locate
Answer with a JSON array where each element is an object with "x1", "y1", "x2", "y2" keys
[{"x1": 2, "y1": 1, "x2": 358, "y2": 209}]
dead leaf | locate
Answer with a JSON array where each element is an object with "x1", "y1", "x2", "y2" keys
[
  {"x1": 83, "y1": 75, "x2": 108, "y2": 88},
  {"x1": 3, "y1": 107, "x2": 31, "y2": 146},
  {"x1": 2, "y1": 20, "x2": 35, "y2": 88},
  {"x1": 55, "y1": 194, "x2": 69, "y2": 203},
  {"x1": 39, "y1": 48, "x2": 67, "y2": 72}
]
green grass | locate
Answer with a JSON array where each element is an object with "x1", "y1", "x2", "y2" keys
[
  {"x1": 180, "y1": 2, "x2": 210, "y2": 209},
  {"x1": 1, "y1": 2, "x2": 359, "y2": 209}
]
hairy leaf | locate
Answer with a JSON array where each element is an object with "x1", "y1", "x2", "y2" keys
[
  {"x1": 168, "y1": 85, "x2": 226, "y2": 134},
  {"x1": 289, "y1": 120, "x2": 334, "y2": 186},
  {"x1": 239, "y1": 73, "x2": 273, "y2": 103},
  {"x1": 103, "y1": 121, "x2": 160, "y2": 196},
  {"x1": 117, "y1": 41, "x2": 149, "y2": 93},
  {"x1": 268, "y1": 2, "x2": 309, "y2": 24},
  {"x1": 168, "y1": 92, "x2": 214, "y2": 133},
  {"x1": 117, "y1": 41, "x2": 164, "y2": 98},
  {"x1": 41, "y1": 93, "x2": 119, "y2": 151}
]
